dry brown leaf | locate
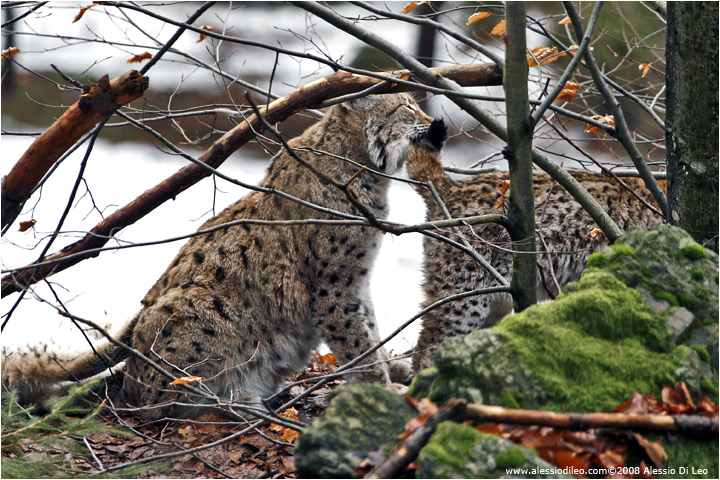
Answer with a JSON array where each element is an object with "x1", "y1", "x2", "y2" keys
[
  {"x1": 585, "y1": 228, "x2": 604, "y2": 239},
  {"x1": 197, "y1": 25, "x2": 214, "y2": 43},
  {"x1": 18, "y1": 220, "x2": 36, "y2": 232},
  {"x1": 558, "y1": 15, "x2": 572, "y2": 25},
  {"x1": 268, "y1": 407, "x2": 300, "y2": 443},
  {"x1": 639, "y1": 62, "x2": 652, "y2": 78},
  {"x1": 467, "y1": 11, "x2": 491, "y2": 25},
  {"x1": 170, "y1": 375, "x2": 202, "y2": 385},
  {"x1": 73, "y1": 4, "x2": 97, "y2": 23},
  {"x1": 493, "y1": 179, "x2": 510, "y2": 209},
  {"x1": 554, "y1": 81, "x2": 581, "y2": 103},
  {"x1": 1, "y1": 47, "x2": 20, "y2": 61},
  {"x1": 127, "y1": 51, "x2": 152, "y2": 64},
  {"x1": 401, "y1": 2, "x2": 427, "y2": 14},
  {"x1": 630, "y1": 432, "x2": 667, "y2": 467},
  {"x1": 490, "y1": 20, "x2": 506, "y2": 38},
  {"x1": 584, "y1": 114, "x2": 615, "y2": 135},
  {"x1": 527, "y1": 46, "x2": 563, "y2": 67},
  {"x1": 391, "y1": 72, "x2": 410, "y2": 88}
]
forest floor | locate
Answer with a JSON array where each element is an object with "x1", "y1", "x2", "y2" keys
[{"x1": 69, "y1": 354, "x2": 341, "y2": 478}]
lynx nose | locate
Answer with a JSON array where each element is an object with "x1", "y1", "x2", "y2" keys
[{"x1": 425, "y1": 118, "x2": 448, "y2": 152}]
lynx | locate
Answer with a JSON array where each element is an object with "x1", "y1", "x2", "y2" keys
[
  {"x1": 407, "y1": 120, "x2": 665, "y2": 371},
  {"x1": 2, "y1": 93, "x2": 435, "y2": 419}
]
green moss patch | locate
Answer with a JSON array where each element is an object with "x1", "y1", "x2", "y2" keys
[
  {"x1": 494, "y1": 271, "x2": 681, "y2": 412},
  {"x1": 681, "y1": 243, "x2": 709, "y2": 260}
]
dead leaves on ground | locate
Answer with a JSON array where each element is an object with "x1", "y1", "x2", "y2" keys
[{"x1": 390, "y1": 382, "x2": 717, "y2": 479}]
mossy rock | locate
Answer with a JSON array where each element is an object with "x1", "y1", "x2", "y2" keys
[
  {"x1": 416, "y1": 421, "x2": 565, "y2": 478},
  {"x1": 294, "y1": 384, "x2": 415, "y2": 478}
]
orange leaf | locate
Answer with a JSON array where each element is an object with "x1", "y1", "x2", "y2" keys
[
  {"x1": 490, "y1": 20, "x2": 506, "y2": 38},
  {"x1": 1, "y1": 47, "x2": 20, "y2": 61},
  {"x1": 558, "y1": 16, "x2": 572, "y2": 25},
  {"x1": 391, "y1": 72, "x2": 410, "y2": 88},
  {"x1": 639, "y1": 62, "x2": 652, "y2": 78},
  {"x1": 127, "y1": 51, "x2": 152, "y2": 64},
  {"x1": 585, "y1": 228, "x2": 604, "y2": 239},
  {"x1": 584, "y1": 114, "x2": 614, "y2": 135},
  {"x1": 554, "y1": 81, "x2": 581, "y2": 103},
  {"x1": 401, "y1": 2, "x2": 427, "y2": 14},
  {"x1": 467, "y1": 11, "x2": 491, "y2": 25},
  {"x1": 73, "y1": 4, "x2": 96, "y2": 23},
  {"x1": 18, "y1": 220, "x2": 36, "y2": 232},
  {"x1": 170, "y1": 375, "x2": 202, "y2": 385},
  {"x1": 197, "y1": 25, "x2": 214, "y2": 43},
  {"x1": 527, "y1": 46, "x2": 565, "y2": 67},
  {"x1": 493, "y1": 179, "x2": 510, "y2": 209},
  {"x1": 269, "y1": 407, "x2": 300, "y2": 443}
]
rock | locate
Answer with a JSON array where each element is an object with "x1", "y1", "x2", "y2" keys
[
  {"x1": 296, "y1": 226, "x2": 719, "y2": 478},
  {"x1": 294, "y1": 383, "x2": 415, "y2": 478},
  {"x1": 416, "y1": 421, "x2": 564, "y2": 479}
]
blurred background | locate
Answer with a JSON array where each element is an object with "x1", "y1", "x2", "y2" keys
[{"x1": 1, "y1": 1, "x2": 667, "y2": 354}]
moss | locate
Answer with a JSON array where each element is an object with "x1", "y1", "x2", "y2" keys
[
  {"x1": 586, "y1": 251, "x2": 608, "y2": 269},
  {"x1": 494, "y1": 271, "x2": 681, "y2": 413},
  {"x1": 690, "y1": 344, "x2": 711, "y2": 363},
  {"x1": 691, "y1": 266, "x2": 706, "y2": 281},
  {"x1": 681, "y1": 243, "x2": 709, "y2": 260},
  {"x1": 420, "y1": 422, "x2": 482, "y2": 472},
  {"x1": 405, "y1": 367, "x2": 438, "y2": 400},
  {"x1": 693, "y1": 285, "x2": 710, "y2": 301},
  {"x1": 701, "y1": 317, "x2": 717, "y2": 325},
  {"x1": 676, "y1": 292, "x2": 698, "y2": 310},
  {"x1": 611, "y1": 243, "x2": 635, "y2": 256},
  {"x1": 498, "y1": 389, "x2": 522, "y2": 409},
  {"x1": 494, "y1": 446, "x2": 526, "y2": 469},
  {"x1": 653, "y1": 289, "x2": 680, "y2": 306},
  {"x1": 662, "y1": 436, "x2": 719, "y2": 479},
  {"x1": 700, "y1": 377, "x2": 719, "y2": 399}
]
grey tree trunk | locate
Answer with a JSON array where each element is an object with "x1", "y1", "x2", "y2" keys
[
  {"x1": 504, "y1": 2, "x2": 537, "y2": 312},
  {"x1": 666, "y1": 2, "x2": 719, "y2": 251}
]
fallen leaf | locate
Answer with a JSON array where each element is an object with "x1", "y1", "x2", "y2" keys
[
  {"x1": 178, "y1": 425, "x2": 195, "y2": 437},
  {"x1": 585, "y1": 228, "x2": 604, "y2": 239},
  {"x1": 584, "y1": 114, "x2": 614, "y2": 135},
  {"x1": 490, "y1": 20, "x2": 506, "y2": 38},
  {"x1": 1, "y1": 47, "x2": 20, "y2": 61},
  {"x1": 493, "y1": 179, "x2": 510, "y2": 209},
  {"x1": 268, "y1": 407, "x2": 300, "y2": 443},
  {"x1": 127, "y1": 51, "x2": 152, "y2": 64},
  {"x1": 558, "y1": 16, "x2": 572, "y2": 25},
  {"x1": 18, "y1": 220, "x2": 36, "y2": 232},
  {"x1": 170, "y1": 375, "x2": 203, "y2": 385},
  {"x1": 467, "y1": 11, "x2": 491, "y2": 25},
  {"x1": 73, "y1": 4, "x2": 96, "y2": 23},
  {"x1": 197, "y1": 25, "x2": 214, "y2": 43},
  {"x1": 630, "y1": 432, "x2": 667, "y2": 467}
]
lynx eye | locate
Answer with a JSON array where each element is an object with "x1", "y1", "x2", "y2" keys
[{"x1": 401, "y1": 104, "x2": 417, "y2": 113}]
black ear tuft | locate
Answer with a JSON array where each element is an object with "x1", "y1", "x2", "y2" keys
[{"x1": 425, "y1": 118, "x2": 448, "y2": 151}]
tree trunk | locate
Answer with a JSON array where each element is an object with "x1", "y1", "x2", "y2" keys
[
  {"x1": 666, "y1": 2, "x2": 719, "y2": 251},
  {"x1": 504, "y1": 2, "x2": 537, "y2": 312}
]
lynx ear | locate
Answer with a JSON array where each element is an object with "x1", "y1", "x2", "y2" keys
[{"x1": 346, "y1": 95, "x2": 382, "y2": 111}]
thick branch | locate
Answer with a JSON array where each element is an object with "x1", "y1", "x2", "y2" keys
[
  {"x1": 1, "y1": 70, "x2": 149, "y2": 229},
  {"x1": 1, "y1": 63, "x2": 501, "y2": 297}
]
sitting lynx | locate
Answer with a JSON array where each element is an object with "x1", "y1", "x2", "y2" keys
[
  {"x1": 2, "y1": 94, "x2": 435, "y2": 419},
  {"x1": 407, "y1": 120, "x2": 665, "y2": 371}
]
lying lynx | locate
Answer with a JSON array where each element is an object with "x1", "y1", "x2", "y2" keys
[
  {"x1": 2, "y1": 94, "x2": 435, "y2": 419},
  {"x1": 407, "y1": 120, "x2": 664, "y2": 371}
]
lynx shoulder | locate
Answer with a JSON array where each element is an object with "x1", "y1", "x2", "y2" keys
[
  {"x1": 2, "y1": 94, "x2": 436, "y2": 418},
  {"x1": 406, "y1": 133, "x2": 665, "y2": 371}
]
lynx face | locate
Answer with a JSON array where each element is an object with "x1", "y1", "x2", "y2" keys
[{"x1": 348, "y1": 94, "x2": 435, "y2": 174}]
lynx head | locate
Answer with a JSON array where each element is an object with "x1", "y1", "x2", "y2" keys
[{"x1": 338, "y1": 93, "x2": 436, "y2": 174}]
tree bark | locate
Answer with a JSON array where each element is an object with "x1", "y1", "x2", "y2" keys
[
  {"x1": 666, "y1": 2, "x2": 719, "y2": 251},
  {"x1": 1, "y1": 70, "x2": 150, "y2": 230},
  {"x1": 504, "y1": 3, "x2": 537, "y2": 312}
]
